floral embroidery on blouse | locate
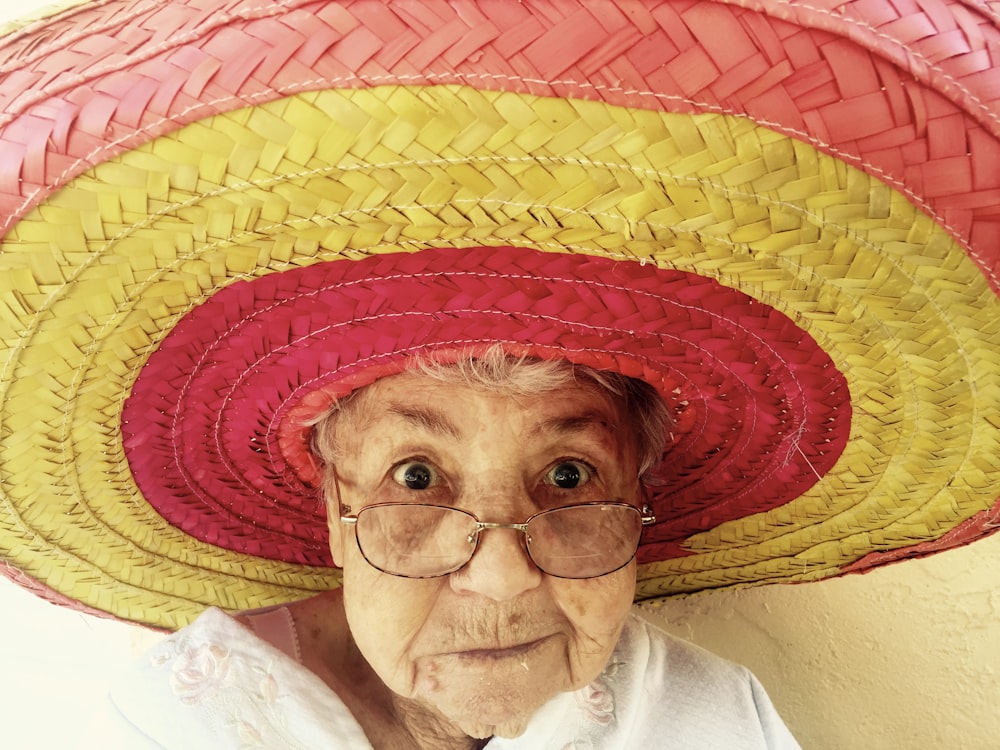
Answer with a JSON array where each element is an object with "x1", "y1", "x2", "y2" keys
[
  {"x1": 576, "y1": 678, "x2": 615, "y2": 726},
  {"x1": 169, "y1": 640, "x2": 231, "y2": 704},
  {"x1": 555, "y1": 655, "x2": 626, "y2": 749},
  {"x1": 151, "y1": 633, "x2": 312, "y2": 750}
]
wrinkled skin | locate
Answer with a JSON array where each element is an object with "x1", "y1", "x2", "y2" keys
[{"x1": 323, "y1": 372, "x2": 642, "y2": 747}]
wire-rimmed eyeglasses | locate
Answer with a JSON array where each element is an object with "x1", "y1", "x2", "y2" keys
[{"x1": 340, "y1": 501, "x2": 656, "y2": 579}]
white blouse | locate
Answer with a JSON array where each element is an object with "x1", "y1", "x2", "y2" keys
[{"x1": 91, "y1": 607, "x2": 800, "y2": 749}]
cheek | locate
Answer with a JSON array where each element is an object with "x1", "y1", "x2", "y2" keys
[
  {"x1": 340, "y1": 552, "x2": 444, "y2": 695},
  {"x1": 550, "y1": 564, "x2": 636, "y2": 686}
]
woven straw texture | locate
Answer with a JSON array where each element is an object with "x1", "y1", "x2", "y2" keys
[{"x1": 1, "y1": 0, "x2": 999, "y2": 629}]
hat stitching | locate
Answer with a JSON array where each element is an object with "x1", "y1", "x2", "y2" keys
[
  {"x1": 204, "y1": 302, "x2": 764, "y2": 486},
  {"x1": 23, "y1": 177, "x2": 967, "y2": 524},
  {"x1": 17, "y1": 80, "x2": 969, "y2": 269},
  {"x1": 19, "y1": 201, "x2": 969, "y2": 429},
  {"x1": 749, "y1": 1, "x2": 999, "y2": 129},
  {"x1": 9, "y1": 0, "x2": 990, "y2": 134},
  {"x1": 16, "y1": 153, "x2": 983, "y2": 473},
  {"x1": 92, "y1": 188, "x2": 965, "y2": 388},
  {"x1": 138, "y1": 263, "x2": 804, "y2": 431},
  {"x1": 45, "y1": 144, "x2": 887, "y2": 284},
  {"x1": 14, "y1": 33, "x2": 991, "y2": 139},
  {"x1": 117, "y1": 246, "x2": 832, "y2": 530},
  {"x1": 55, "y1": 106, "x2": 974, "y2": 285},
  {"x1": 88, "y1": 220, "x2": 829, "y2": 431},
  {"x1": 0, "y1": 0, "x2": 304, "y2": 103},
  {"x1": 54, "y1": 214, "x2": 944, "y2": 502},
  {"x1": 71, "y1": 159, "x2": 972, "y2": 323}
]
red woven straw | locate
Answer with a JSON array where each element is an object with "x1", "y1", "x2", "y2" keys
[{"x1": 122, "y1": 246, "x2": 850, "y2": 568}]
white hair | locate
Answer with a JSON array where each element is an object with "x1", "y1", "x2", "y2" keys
[{"x1": 311, "y1": 345, "x2": 671, "y2": 482}]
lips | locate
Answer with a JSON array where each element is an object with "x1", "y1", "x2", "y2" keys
[{"x1": 454, "y1": 637, "x2": 547, "y2": 661}]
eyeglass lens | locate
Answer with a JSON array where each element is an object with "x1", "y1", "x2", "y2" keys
[{"x1": 352, "y1": 503, "x2": 643, "y2": 579}]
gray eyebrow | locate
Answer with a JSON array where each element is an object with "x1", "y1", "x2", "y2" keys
[
  {"x1": 384, "y1": 403, "x2": 462, "y2": 440},
  {"x1": 534, "y1": 411, "x2": 617, "y2": 438}
]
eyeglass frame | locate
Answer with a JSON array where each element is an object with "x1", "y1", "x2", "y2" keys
[{"x1": 333, "y1": 470, "x2": 656, "y2": 579}]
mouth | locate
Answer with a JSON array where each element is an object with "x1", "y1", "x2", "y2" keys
[{"x1": 454, "y1": 637, "x2": 548, "y2": 661}]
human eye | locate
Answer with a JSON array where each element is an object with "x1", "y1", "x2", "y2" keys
[
  {"x1": 544, "y1": 460, "x2": 593, "y2": 489},
  {"x1": 391, "y1": 460, "x2": 441, "y2": 491}
]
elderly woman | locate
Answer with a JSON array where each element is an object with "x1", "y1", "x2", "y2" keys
[{"x1": 93, "y1": 346, "x2": 799, "y2": 749}]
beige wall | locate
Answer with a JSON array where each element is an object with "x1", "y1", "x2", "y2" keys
[{"x1": 639, "y1": 532, "x2": 1000, "y2": 749}]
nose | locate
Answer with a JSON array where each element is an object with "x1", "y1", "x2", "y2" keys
[{"x1": 449, "y1": 524, "x2": 543, "y2": 601}]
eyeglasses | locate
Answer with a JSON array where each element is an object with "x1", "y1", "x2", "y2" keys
[{"x1": 340, "y1": 502, "x2": 655, "y2": 579}]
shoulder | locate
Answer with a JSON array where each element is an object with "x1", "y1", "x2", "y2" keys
[
  {"x1": 103, "y1": 607, "x2": 372, "y2": 749},
  {"x1": 603, "y1": 611, "x2": 801, "y2": 749}
]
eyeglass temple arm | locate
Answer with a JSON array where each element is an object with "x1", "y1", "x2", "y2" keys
[{"x1": 331, "y1": 467, "x2": 361, "y2": 521}]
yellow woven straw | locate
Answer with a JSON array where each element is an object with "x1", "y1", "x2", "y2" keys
[{"x1": 2, "y1": 85, "x2": 998, "y2": 627}]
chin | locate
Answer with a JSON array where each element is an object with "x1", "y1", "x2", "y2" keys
[
  {"x1": 429, "y1": 681, "x2": 552, "y2": 742},
  {"x1": 454, "y1": 714, "x2": 532, "y2": 741}
]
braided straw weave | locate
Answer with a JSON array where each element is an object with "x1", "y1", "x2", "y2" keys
[{"x1": 1, "y1": 0, "x2": 999, "y2": 629}]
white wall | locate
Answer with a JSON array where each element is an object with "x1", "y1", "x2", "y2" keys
[
  {"x1": 640, "y1": 531, "x2": 1000, "y2": 749},
  {"x1": 0, "y1": 575, "x2": 163, "y2": 748}
]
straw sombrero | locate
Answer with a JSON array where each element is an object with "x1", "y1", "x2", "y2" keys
[{"x1": 1, "y1": 0, "x2": 998, "y2": 631}]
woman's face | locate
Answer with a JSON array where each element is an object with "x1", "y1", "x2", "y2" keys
[{"x1": 325, "y1": 371, "x2": 642, "y2": 740}]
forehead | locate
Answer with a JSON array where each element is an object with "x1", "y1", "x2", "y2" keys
[{"x1": 335, "y1": 370, "x2": 630, "y2": 436}]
